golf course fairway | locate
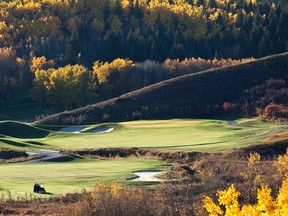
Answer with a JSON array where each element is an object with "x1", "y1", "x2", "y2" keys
[
  {"x1": 0, "y1": 118, "x2": 286, "y2": 152},
  {"x1": 0, "y1": 157, "x2": 167, "y2": 198}
]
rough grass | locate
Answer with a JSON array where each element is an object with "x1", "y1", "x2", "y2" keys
[
  {"x1": 0, "y1": 119, "x2": 285, "y2": 152},
  {"x1": 0, "y1": 157, "x2": 167, "y2": 198}
]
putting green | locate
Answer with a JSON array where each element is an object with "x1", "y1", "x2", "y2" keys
[
  {"x1": 0, "y1": 118, "x2": 285, "y2": 152},
  {"x1": 0, "y1": 157, "x2": 167, "y2": 198}
]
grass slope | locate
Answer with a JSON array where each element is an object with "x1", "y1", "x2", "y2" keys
[
  {"x1": 0, "y1": 157, "x2": 167, "y2": 197},
  {"x1": 44, "y1": 119, "x2": 285, "y2": 152},
  {"x1": 35, "y1": 52, "x2": 288, "y2": 125},
  {"x1": 0, "y1": 119, "x2": 285, "y2": 152},
  {"x1": 0, "y1": 121, "x2": 49, "y2": 139}
]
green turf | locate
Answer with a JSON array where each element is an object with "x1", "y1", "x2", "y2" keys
[
  {"x1": 0, "y1": 118, "x2": 285, "y2": 152},
  {"x1": 0, "y1": 157, "x2": 167, "y2": 198},
  {"x1": 0, "y1": 118, "x2": 285, "y2": 199},
  {"x1": 0, "y1": 121, "x2": 49, "y2": 139},
  {"x1": 44, "y1": 119, "x2": 286, "y2": 151}
]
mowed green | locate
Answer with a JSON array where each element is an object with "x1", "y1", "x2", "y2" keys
[
  {"x1": 0, "y1": 118, "x2": 286, "y2": 152},
  {"x1": 0, "y1": 157, "x2": 167, "y2": 198}
]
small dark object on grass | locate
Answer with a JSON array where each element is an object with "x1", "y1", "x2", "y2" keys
[{"x1": 33, "y1": 183, "x2": 46, "y2": 193}]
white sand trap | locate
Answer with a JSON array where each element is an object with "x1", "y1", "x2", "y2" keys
[
  {"x1": 128, "y1": 170, "x2": 162, "y2": 182},
  {"x1": 59, "y1": 126, "x2": 114, "y2": 134},
  {"x1": 85, "y1": 128, "x2": 114, "y2": 133},
  {"x1": 60, "y1": 126, "x2": 86, "y2": 133}
]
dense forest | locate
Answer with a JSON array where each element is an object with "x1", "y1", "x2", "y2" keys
[
  {"x1": 0, "y1": 0, "x2": 288, "y2": 109},
  {"x1": 1, "y1": 0, "x2": 287, "y2": 63}
]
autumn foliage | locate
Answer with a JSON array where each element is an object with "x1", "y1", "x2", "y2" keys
[
  {"x1": 32, "y1": 64, "x2": 95, "y2": 108},
  {"x1": 65, "y1": 181, "x2": 195, "y2": 216},
  {"x1": 203, "y1": 177, "x2": 288, "y2": 216},
  {"x1": 203, "y1": 150, "x2": 288, "y2": 216},
  {"x1": 262, "y1": 103, "x2": 288, "y2": 118}
]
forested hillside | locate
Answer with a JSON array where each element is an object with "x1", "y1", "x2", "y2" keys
[
  {"x1": 1, "y1": 0, "x2": 288, "y2": 111},
  {"x1": 1, "y1": 0, "x2": 288, "y2": 63},
  {"x1": 1, "y1": 0, "x2": 287, "y2": 64}
]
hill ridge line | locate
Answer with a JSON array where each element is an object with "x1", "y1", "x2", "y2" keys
[{"x1": 35, "y1": 52, "x2": 288, "y2": 125}]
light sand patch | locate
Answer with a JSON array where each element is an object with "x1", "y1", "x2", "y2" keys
[
  {"x1": 60, "y1": 126, "x2": 86, "y2": 133},
  {"x1": 85, "y1": 128, "x2": 114, "y2": 133},
  {"x1": 127, "y1": 170, "x2": 162, "y2": 182}
]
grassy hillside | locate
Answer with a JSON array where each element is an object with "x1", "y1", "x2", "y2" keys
[{"x1": 35, "y1": 52, "x2": 288, "y2": 125}]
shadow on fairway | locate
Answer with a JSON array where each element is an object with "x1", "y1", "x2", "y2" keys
[
  {"x1": 43, "y1": 192, "x2": 54, "y2": 195},
  {"x1": 25, "y1": 141, "x2": 45, "y2": 146},
  {"x1": 0, "y1": 121, "x2": 49, "y2": 139},
  {"x1": 0, "y1": 138, "x2": 29, "y2": 148},
  {"x1": 44, "y1": 156, "x2": 76, "y2": 163}
]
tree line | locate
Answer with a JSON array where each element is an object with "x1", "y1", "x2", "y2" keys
[
  {"x1": 31, "y1": 56, "x2": 252, "y2": 109},
  {"x1": 0, "y1": 0, "x2": 287, "y2": 66}
]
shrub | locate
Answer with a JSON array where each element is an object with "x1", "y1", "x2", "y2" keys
[
  {"x1": 274, "y1": 149, "x2": 288, "y2": 180},
  {"x1": 64, "y1": 182, "x2": 195, "y2": 216},
  {"x1": 263, "y1": 103, "x2": 286, "y2": 118}
]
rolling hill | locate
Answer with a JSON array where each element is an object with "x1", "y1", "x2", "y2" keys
[{"x1": 35, "y1": 52, "x2": 288, "y2": 125}]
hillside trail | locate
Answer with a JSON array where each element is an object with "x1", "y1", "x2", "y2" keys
[
  {"x1": 227, "y1": 121, "x2": 239, "y2": 127},
  {"x1": 23, "y1": 150, "x2": 62, "y2": 163}
]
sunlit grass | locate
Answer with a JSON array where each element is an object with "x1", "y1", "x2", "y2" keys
[
  {"x1": 0, "y1": 157, "x2": 167, "y2": 198},
  {"x1": 0, "y1": 118, "x2": 285, "y2": 152}
]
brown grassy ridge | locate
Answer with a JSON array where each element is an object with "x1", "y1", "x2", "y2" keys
[
  {"x1": 34, "y1": 52, "x2": 288, "y2": 125},
  {"x1": 0, "y1": 149, "x2": 44, "y2": 163}
]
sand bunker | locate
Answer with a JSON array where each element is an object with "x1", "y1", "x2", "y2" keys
[
  {"x1": 85, "y1": 128, "x2": 114, "y2": 133},
  {"x1": 127, "y1": 170, "x2": 162, "y2": 182},
  {"x1": 59, "y1": 127, "x2": 114, "y2": 134},
  {"x1": 60, "y1": 126, "x2": 86, "y2": 133}
]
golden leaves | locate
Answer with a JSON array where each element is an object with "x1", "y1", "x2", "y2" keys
[
  {"x1": 203, "y1": 176, "x2": 288, "y2": 216},
  {"x1": 248, "y1": 152, "x2": 261, "y2": 167}
]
